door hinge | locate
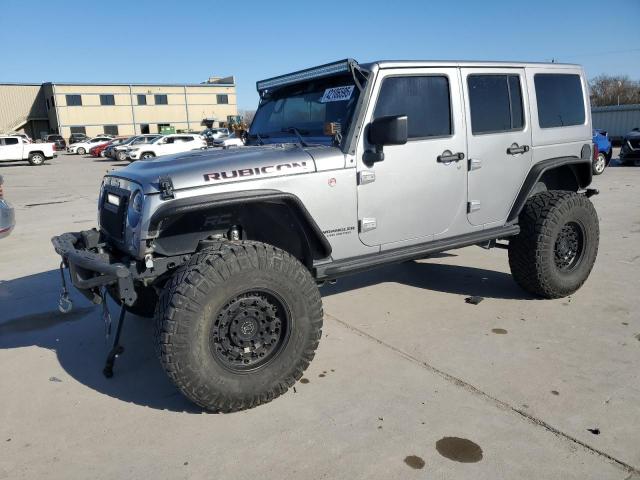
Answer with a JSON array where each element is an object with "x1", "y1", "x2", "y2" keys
[
  {"x1": 358, "y1": 170, "x2": 376, "y2": 185},
  {"x1": 467, "y1": 201, "x2": 481, "y2": 213},
  {"x1": 159, "y1": 176, "x2": 175, "y2": 200},
  {"x1": 359, "y1": 217, "x2": 377, "y2": 232},
  {"x1": 468, "y1": 158, "x2": 482, "y2": 171}
]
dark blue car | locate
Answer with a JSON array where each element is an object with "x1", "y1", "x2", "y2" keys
[{"x1": 592, "y1": 129, "x2": 612, "y2": 175}]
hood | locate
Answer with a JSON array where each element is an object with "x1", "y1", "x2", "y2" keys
[
  {"x1": 624, "y1": 130, "x2": 640, "y2": 140},
  {"x1": 109, "y1": 144, "x2": 338, "y2": 194}
]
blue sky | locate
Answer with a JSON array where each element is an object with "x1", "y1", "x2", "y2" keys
[{"x1": 1, "y1": 0, "x2": 638, "y2": 110}]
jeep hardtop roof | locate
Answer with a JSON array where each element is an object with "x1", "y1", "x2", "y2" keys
[{"x1": 256, "y1": 58, "x2": 581, "y2": 93}]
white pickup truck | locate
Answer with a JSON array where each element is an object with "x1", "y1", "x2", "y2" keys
[{"x1": 0, "y1": 135, "x2": 56, "y2": 165}]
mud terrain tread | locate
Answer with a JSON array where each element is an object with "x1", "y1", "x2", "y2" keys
[
  {"x1": 508, "y1": 190, "x2": 599, "y2": 298},
  {"x1": 155, "y1": 241, "x2": 323, "y2": 412}
]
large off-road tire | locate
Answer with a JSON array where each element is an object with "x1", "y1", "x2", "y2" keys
[
  {"x1": 508, "y1": 191, "x2": 599, "y2": 299},
  {"x1": 155, "y1": 241, "x2": 323, "y2": 412}
]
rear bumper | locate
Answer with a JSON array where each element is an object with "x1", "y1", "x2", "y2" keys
[{"x1": 51, "y1": 230, "x2": 137, "y2": 305}]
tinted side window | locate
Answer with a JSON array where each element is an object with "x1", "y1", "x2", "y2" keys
[
  {"x1": 66, "y1": 94, "x2": 82, "y2": 106},
  {"x1": 374, "y1": 76, "x2": 451, "y2": 139},
  {"x1": 468, "y1": 75, "x2": 524, "y2": 134},
  {"x1": 3, "y1": 137, "x2": 19, "y2": 145},
  {"x1": 100, "y1": 94, "x2": 115, "y2": 106},
  {"x1": 534, "y1": 74, "x2": 585, "y2": 128}
]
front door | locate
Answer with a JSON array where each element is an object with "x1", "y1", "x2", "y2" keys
[
  {"x1": 0, "y1": 137, "x2": 22, "y2": 161},
  {"x1": 356, "y1": 68, "x2": 468, "y2": 247},
  {"x1": 461, "y1": 68, "x2": 533, "y2": 226}
]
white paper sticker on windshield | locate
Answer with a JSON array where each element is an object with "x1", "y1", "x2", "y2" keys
[{"x1": 321, "y1": 85, "x2": 355, "y2": 103}]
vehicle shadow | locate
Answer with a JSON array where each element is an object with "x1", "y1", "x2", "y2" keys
[
  {"x1": 0, "y1": 269, "x2": 202, "y2": 413},
  {"x1": 321, "y1": 257, "x2": 535, "y2": 301}
]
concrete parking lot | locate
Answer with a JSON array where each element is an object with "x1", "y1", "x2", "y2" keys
[{"x1": 0, "y1": 151, "x2": 639, "y2": 479}]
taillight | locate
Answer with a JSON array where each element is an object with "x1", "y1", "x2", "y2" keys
[
  {"x1": 0, "y1": 176, "x2": 4, "y2": 200},
  {"x1": 593, "y1": 143, "x2": 599, "y2": 161}
]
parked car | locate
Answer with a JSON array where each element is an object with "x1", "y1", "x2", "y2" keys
[
  {"x1": 67, "y1": 136, "x2": 112, "y2": 155},
  {"x1": 0, "y1": 135, "x2": 56, "y2": 165},
  {"x1": 52, "y1": 58, "x2": 600, "y2": 412},
  {"x1": 619, "y1": 127, "x2": 640, "y2": 166},
  {"x1": 90, "y1": 137, "x2": 129, "y2": 158},
  {"x1": 0, "y1": 175, "x2": 15, "y2": 239},
  {"x1": 213, "y1": 132, "x2": 244, "y2": 148},
  {"x1": 10, "y1": 133, "x2": 32, "y2": 143},
  {"x1": 592, "y1": 129, "x2": 612, "y2": 175},
  {"x1": 69, "y1": 133, "x2": 89, "y2": 145},
  {"x1": 201, "y1": 128, "x2": 231, "y2": 146},
  {"x1": 127, "y1": 134, "x2": 206, "y2": 160},
  {"x1": 108, "y1": 134, "x2": 162, "y2": 161},
  {"x1": 45, "y1": 134, "x2": 67, "y2": 151}
]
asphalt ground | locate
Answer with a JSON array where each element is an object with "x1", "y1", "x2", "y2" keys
[{"x1": 0, "y1": 149, "x2": 638, "y2": 479}]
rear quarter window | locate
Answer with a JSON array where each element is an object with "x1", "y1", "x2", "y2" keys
[{"x1": 534, "y1": 74, "x2": 585, "y2": 128}]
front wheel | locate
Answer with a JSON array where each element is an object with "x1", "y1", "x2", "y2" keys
[
  {"x1": 117, "y1": 151, "x2": 127, "y2": 161},
  {"x1": 77, "y1": 147, "x2": 86, "y2": 155},
  {"x1": 592, "y1": 152, "x2": 607, "y2": 175},
  {"x1": 508, "y1": 191, "x2": 599, "y2": 298},
  {"x1": 140, "y1": 152, "x2": 154, "y2": 160},
  {"x1": 155, "y1": 241, "x2": 323, "y2": 412}
]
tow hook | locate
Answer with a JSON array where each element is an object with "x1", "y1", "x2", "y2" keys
[
  {"x1": 58, "y1": 262, "x2": 73, "y2": 313},
  {"x1": 585, "y1": 188, "x2": 599, "y2": 198}
]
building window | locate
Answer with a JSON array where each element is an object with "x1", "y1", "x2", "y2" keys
[
  {"x1": 216, "y1": 94, "x2": 229, "y2": 104},
  {"x1": 70, "y1": 126, "x2": 86, "y2": 134},
  {"x1": 65, "y1": 94, "x2": 82, "y2": 106},
  {"x1": 534, "y1": 74, "x2": 585, "y2": 128},
  {"x1": 51, "y1": 96, "x2": 55, "y2": 108},
  {"x1": 140, "y1": 124, "x2": 150, "y2": 134},
  {"x1": 154, "y1": 94, "x2": 168, "y2": 105},
  {"x1": 374, "y1": 76, "x2": 452, "y2": 139},
  {"x1": 137, "y1": 94, "x2": 147, "y2": 105},
  {"x1": 104, "y1": 125, "x2": 119, "y2": 135},
  {"x1": 467, "y1": 75, "x2": 524, "y2": 135},
  {"x1": 100, "y1": 94, "x2": 116, "y2": 106}
]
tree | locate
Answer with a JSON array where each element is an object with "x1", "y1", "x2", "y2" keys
[
  {"x1": 239, "y1": 109, "x2": 256, "y2": 125},
  {"x1": 589, "y1": 75, "x2": 640, "y2": 107}
]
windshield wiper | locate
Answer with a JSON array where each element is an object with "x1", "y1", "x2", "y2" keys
[{"x1": 282, "y1": 127, "x2": 308, "y2": 148}]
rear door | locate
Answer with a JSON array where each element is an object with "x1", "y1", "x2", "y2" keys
[
  {"x1": 461, "y1": 68, "x2": 532, "y2": 226},
  {"x1": 356, "y1": 67, "x2": 468, "y2": 246}
]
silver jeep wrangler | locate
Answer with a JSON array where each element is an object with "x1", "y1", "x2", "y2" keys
[{"x1": 53, "y1": 59, "x2": 599, "y2": 411}]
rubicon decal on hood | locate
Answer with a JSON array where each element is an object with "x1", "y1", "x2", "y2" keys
[{"x1": 204, "y1": 161, "x2": 311, "y2": 181}]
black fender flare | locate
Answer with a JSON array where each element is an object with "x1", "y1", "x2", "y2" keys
[
  {"x1": 147, "y1": 189, "x2": 332, "y2": 260},
  {"x1": 507, "y1": 156, "x2": 592, "y2": 223}
]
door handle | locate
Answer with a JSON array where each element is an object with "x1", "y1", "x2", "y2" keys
[
  {"x1": 437, "y1": 150, "x2": 465, "y2": 163},
  {"x1": 506, "y1": 144, "x2": 530, "y2": 155}
]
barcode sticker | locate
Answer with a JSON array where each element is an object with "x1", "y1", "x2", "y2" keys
[{"x1": 321, "y1": 86, "x2": 355, "y2": 103}]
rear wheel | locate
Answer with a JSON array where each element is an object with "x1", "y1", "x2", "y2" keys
[
  {"x1": 155, "y1": 241, "x2": 323, "y2": 412},
  {"x1": 141, "y1": 152, "x2": 154, "y2": 160},
  {"x1": 28, "y1": 152, "x2": 45, "y2": 166},
  {"x1": 508, "y1": 191, "x2": 599, "y2": 298},
  {"x1": 592, "y1": 152, "x2": 606, "y2": 175},
  {"x1": 117, "y1": 151, "x2": 127, "y2": 161}
]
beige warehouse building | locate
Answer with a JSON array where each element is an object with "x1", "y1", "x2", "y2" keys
[{"x1": 1, "y1": 76, "x2": 237, "y2": 140}]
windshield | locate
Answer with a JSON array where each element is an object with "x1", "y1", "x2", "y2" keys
[{"x1": 248, "y1": 73, "x2": 361, "y2": 146}]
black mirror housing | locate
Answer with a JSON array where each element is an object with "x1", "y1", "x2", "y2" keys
[{"x1": 368, "y1": 115, "x2": 408, "y2": 147}]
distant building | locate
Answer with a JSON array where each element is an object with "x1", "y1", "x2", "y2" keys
[{"x1": 0, "y1": 76, "x2": 237, "y2": 139}]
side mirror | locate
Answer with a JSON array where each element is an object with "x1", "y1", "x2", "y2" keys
[{"x1": 364, "y1": 115, "x2": 408, "y2": 165}]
